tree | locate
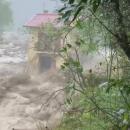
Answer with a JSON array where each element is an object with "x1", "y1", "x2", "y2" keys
[
  {"x1": 0, "y1": 0, "x2": 13, "y2": 31},
  {"x1": 59, "y1": 0, "x2": 130, "y2": 59},
  {"x1": 57, "y1": 1, "x2": 130, "y2": 130},
  {"x1": 36, "y1": 23, "x2": 62, "y2": 53}
]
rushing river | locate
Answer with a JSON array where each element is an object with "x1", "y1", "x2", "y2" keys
[
  {"x1": 0, "y1": 31, "x2": 108, "y2": 130},
  {"x1": 0, "y1": 32, "x2": 64, "y2": 130},
  {"x1": 0, "y1": 32, "x2": 27, "y2": 76}
]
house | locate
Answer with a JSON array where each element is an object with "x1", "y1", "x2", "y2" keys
[{"x1": 24, "y1": 13, "x2": 62, "y2": 73}]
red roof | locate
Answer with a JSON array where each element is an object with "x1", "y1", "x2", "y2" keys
[{"x1": 24, "y1": 13, "x2": 58, "y2": 28}]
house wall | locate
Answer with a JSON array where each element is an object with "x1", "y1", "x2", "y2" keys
[
  {"x1": 27, "y1": 29, "x2": 39, "y2": 73},
  {"x1": 27, "y1": 28, "x2": 59, "y2": 73}
]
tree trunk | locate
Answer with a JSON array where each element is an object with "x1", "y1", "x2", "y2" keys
[{"x1": 113, "y1": 0, "x2": 130, "y2": 59}]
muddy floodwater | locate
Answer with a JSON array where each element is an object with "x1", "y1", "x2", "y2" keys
[{"x1": 0, "y1": 32, "x2": 64, "y2": 130}]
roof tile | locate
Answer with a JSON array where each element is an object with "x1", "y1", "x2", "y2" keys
[{"x1": 24, "y1": 13, "x2": 58, "y2": 27}]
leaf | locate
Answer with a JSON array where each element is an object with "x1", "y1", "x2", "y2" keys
[
  {"x1": 62, "y1": 10, "x2": 72, "y2": 22},
  {"x1": 72, "y1": 5, "x2": 84, "y2": 22},
  {"x1": 75, "y1": 39, "x2": 85, "y2": 46},
  {"x1": 92, "y1": 0, "x2": 101, "y2": 12},
  {"x1": 72, "y1": 61, "x2": 80, "y2": 67},
  {"x1": 79, "y1": 39, "x2": 86, "y2": 44},
  {"x1": 82, "y1": 0, "x2": 88, "y2": 3},
  {"x1": 61, "y1": 65, "x2": 66, "y2": 70},
  {"x1": 64, "y1": 62, "x2": 70, "y2": 66},
  {"x1": 77, "y1": 66, "x2": 83, "y2": 73},
  {"x1": 76, "y1": 20, "x2": 83, "y2": 29},
  {"x1": 75, "y1": 41, "x2": 81, "y2": 46},
  {"x1": 59, "y1": 7, "x2": 67, "y2": 13},
  {"x1": 60, "y1": 47, "x2": 67, "y2": 52},
  {"x1": 66, "y1": 43, "x2": 72, "y2": 48},
  {"x1": 66, "y1": 98, "x2": 72, "y2": 104},
  {"x1": 69, "y1": 0, "x2": 75, "y2": 4}
]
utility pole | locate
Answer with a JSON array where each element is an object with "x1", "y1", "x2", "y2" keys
[{"x1": 42, "y1": 1, "x2": 47, "y2": 13}]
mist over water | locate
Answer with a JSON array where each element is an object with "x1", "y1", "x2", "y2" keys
[
  {"x1": 0, "y1": 1, "x2": 65, "y2": 129},
  {"x1": 0, "y1": 32, "x2": 65, "y2": 130}
]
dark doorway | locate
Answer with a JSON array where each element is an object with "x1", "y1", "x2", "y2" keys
[{"x1": 39, "y1": 55, "x2": 53, "y2": 72}]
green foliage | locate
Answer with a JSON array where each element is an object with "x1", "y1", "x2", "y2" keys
[
  {"x1": 58, "y1": 0, "x2": 130, "y2": 130},
  {"x1": 36, "y1": 23, "x2": 62, "y2": 52},
  {"x1": 59, "y1": 0, "x2": 130, "y2": 59},
  {"x1": 73, "y1": 19, "x2": 102, "y2": 53},
  {"x1": 56, "y1": 79, "x2": 130, "y2": 130},
  {"x1": 59, "y1": 0, "x2": 103, "y2": 22},
  {"x1": 59, "y1": 36, "x2": 130, "y2": 130},
  {"x1": 0, "y1": 0, "x2": 13, "y2": 31}
]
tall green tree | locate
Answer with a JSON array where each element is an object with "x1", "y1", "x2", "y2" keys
[
  {"x1": 0, "y1": 0, "x2": 13, "y2": 31},
  {"x1": 58, "y1": 1, "x2": 130, "y2": 130},
  {"x1": 59, "y1": 0, "x2": 130, "y2": 59}
]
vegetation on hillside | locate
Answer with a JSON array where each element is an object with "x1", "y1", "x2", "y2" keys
[{"x1": 0, "y1": 0, "x2": 13, "y2": 31}]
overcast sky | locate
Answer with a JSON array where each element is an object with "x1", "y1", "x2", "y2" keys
[{"x1": 10, "y1": 0, "x2": 62, "y2": 28}]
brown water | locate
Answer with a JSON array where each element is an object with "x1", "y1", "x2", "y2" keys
[
  {"x1": 0, "y1": 67, "x2": 65, "y2": 130},
  {"x1": 0, "y1": 32, "x2": 65, "y2": 130},
  {"x1": 0, "y1": 31, "x2": 107, "y2": 130}
]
